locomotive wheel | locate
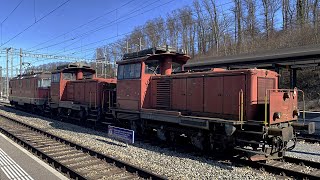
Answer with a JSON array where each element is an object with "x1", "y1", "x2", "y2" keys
[
  {"x1": 165, "y1": 131, "x2": 177, "y2": 144},
  {"x1": 57, "y1": 108, "x2": 63, "y2": 121},
  {"x1": 79, "y1": 109, "x2": 87, "y2": 122},
  {"x1": 130, "y1": 120, "x2": 144, "y2": 137}
]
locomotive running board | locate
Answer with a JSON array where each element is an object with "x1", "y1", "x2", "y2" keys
[{"x1": 140, "y1": 109, "x2": 244, "y2": 130}]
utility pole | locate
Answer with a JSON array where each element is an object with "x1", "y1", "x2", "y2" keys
[
  {"x1": 10, "y1": 48, "x2": 13, "y2": 78},
  {"x1": 95, "y1": 49, "x2": 98, "y2": 77},
  {"x1": 20, "y1": 48, "x2": 22, "y2": 76},
  {"x1": 0, "y1": 66, "x2": 2, "y2": 98},
  {"x1": 6, "y1": 47, "x2": 11, "y2": 98},
  {"x1": 102, "y1": 46, "x2": 106, "y2": 78},
  {"x1": 126, "y1": 40, "x2": 129, "y2": 53},
  {"x1": 139, "y1": 37, "x2": 142, "y2": 50}
]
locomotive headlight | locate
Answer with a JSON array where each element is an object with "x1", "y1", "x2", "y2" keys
[
  {"x1": 283, "y1": 92, "x2": 290, "y2": 100},
  {"x1": 293, "y1": 109, "x2": 300, "y2": 117},
  {"x1": 273, "y1": 112, "x2": 281, "y2": 120},
  {"x1": 225, "y1": 124, "x2": 236, "y2": 136},
  {"x1": 293, "y1": 90, "x2": 297, "y2": 97}
]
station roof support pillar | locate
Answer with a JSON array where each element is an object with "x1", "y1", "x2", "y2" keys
[{"x1": 290, "y1": 68, "x2": 297, "y2": 89}]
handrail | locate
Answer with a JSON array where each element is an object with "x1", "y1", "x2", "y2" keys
[
  {"x1": 102, "y1": 90, "x2": 105, "y2": 110},
  {"x1": 95, "y1": 92, "x2": 97, "y2": 109},
  {"x1": 89, "y1": 91, "x2": 91, "y2": 108},
  {"x1": 240, "y1": 89, "x2": 244, "y2": 129},
  {"x1": 296, "y1": 89, "x2": 305, "y2": 124},
  {"x1": 264, "y1": 90, "x2": 268, "y2": 126},
  {"x1": 238, "y1": 89, "x2": 244, "y2": 129}
]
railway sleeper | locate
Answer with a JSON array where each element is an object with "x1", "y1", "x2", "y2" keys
[
  {"x1": 48, "y1": 149, "x2": 80, "y2": 157},
  {"x1": 70, "y1": 160, "x2": 105, "y2": 170},
  {"x1": 60, "y1": 156, "x2": 93, "y2": 164},
  {"x1": 33, "y1": 143, "x2": 63, "y2": 149},
  {"x1": 55, "y1": 153, "x2": 87, "y2": 161},
  {"x1": 41, "y1": 146, "x2": 74, "y2": 153}
]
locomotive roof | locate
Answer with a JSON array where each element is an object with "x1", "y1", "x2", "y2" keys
[
  {"x1": 11, "y1": 72, "x2": 51, "y2": 80},
  {"x1": 118, "y1": 46, "x2": 190, "y2": 65},
  {"x1": 52, "y1": 62, "x2": 95, "y2": 73},
  {"x1": 151, "y1": 68, "x2": 279, "y2": 79}
]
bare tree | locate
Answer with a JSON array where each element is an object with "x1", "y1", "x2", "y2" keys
[
  {"x1": 262, "y1": 0, "x2": 281, "y2": 39},
  {"x1": 282, "y1": 0, "x2": 290, "y2": 30},
  {"x1": 193, "y1": 0, "x2": 207, "y2": 54},
  {"x1": 297, "y1": 0, "x2": 306, "y2": 27},
  {"x1": 177, "y1": 6, "x2": 193, "y2": 54},
  {"x1": 233, "y1": 0, "x2": 243, "y2": 53},
  {"x1": 312, "y1": 0, "x2": 319, "y2": 28},
  {"x1": 203, "y1": 0, "x2": 221, "y2": 55}
]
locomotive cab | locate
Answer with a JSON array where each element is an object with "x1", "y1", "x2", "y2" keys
[
  {"x1": 116, "y1": 46, "x2": 189, "y2": 111},
  {"x1": 50, "y1": 63, "x2": 95, "y2": 106},
  {"x1": 49, "y1": 62, "x2": 116, "y2": 125}
]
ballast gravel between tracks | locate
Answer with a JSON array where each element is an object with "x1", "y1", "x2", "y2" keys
[{"x1": 0, "y1": 105, "x2": 275, "y2": 179}]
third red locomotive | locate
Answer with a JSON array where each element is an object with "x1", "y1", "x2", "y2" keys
[{"x1": 9, "y1": 46, "x2": 315, "y2": 161}]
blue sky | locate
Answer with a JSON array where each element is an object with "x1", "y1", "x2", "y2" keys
[
  {"x1": 0, "y1": 0, "x2": 247, "y2": 75},
  {"x1": 0, "y1": 0, "x2": 198, "y2": 70},
  {"x1": 0, "y1": 0, "x2": 286, "y2": 75}
]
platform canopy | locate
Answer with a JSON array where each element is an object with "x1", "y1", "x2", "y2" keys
[{"x1": 185, "y1": 45, "x2": 320, "y2": 70}]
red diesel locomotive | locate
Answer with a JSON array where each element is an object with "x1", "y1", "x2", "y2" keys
[{"x1": 9, "y1": 47, "x2": 315, "y2": 160}]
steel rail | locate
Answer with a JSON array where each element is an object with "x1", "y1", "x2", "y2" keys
[
  {"x1": 233, "y1": 157, "x2": 320, "y2": 179},
  {"x1": 297, "y1": 133, "x2": 320, "y2": 144},
  {"x1": 1, "y1": 101, "x2": 319, "y2": 179}
]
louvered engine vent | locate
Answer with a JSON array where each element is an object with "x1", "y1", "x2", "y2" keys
[{"x1": 156, "y1": 80, "x2": 171, "y2": 109}]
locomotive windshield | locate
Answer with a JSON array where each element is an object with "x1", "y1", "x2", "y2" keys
[
  {"x1": 51, "y1": 73, "x2": 60, "y2": 83},
  {"x1": 63, "y1": 72, "x2": 76, "y2": 80},
  {"x1": 38, "y1": 78, "x2": 51, "y2": 88},
  {"x1": 83, "y1": 71, "x2": 94, "y2": 79},
  {"x1": 172, "y1": 62, "x2": 183, "y2": 73},
  {"x1": 118, "y1": 63, "x2": 141, "y2": 80},
  {"x1": 145, "y1": 60, "x2": 160, "y2": 74}
]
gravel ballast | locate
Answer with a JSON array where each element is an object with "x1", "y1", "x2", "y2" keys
[
  {"x1": 0, "y1": 106, "x2": 278, "y2": 179},
  {"x1": 286, "y1": 141, "x2": 320, "y2": 162}
]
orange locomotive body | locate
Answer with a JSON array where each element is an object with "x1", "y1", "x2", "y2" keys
[
  {"x1": 113, "y1": 47, "x2": 314, "y2": 160},
  {"x1": 49, "y1": 63, "x2": 116, "y2": 124}
]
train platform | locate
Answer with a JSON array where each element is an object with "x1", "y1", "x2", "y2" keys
[{"x1": 0, "y1": 133, "x2": 68, "y2": 180}]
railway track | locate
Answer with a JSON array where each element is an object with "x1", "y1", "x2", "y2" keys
[
  {"x1": 235, "y1": 156, "x2": 320, "y2": 179},
  {"x1": 1, "y1": 101, "x2": 320, "y2": 179},
  {"x1": 297, "y1": 133, "x2": 320, "y2": 144},
  {"x1": 0, "y1": 113, "x2": 165, "y2": 180}
]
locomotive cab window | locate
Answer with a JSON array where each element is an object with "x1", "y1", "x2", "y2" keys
[
  {"x1": 83, "y1": 71, "x2": 94, "y2": 79},
  {"x1": 52, "y1": 73, "x2": 60, "y2": 83},
  {"x1": 117, "y1": 63, "x2": 141, "y2": 80},
  {"x1": 63, "y1": 72, "x2": 76, "y2": 80},
  {"x1": 38, "y1": 78, "x2": 51, "y2": 88},
  {"x1": 172, "y1": 62, "x2": 183, "y2": 73},
  {"x1": 145, "y1": 60, "x2": 160, "y2": 74}
]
